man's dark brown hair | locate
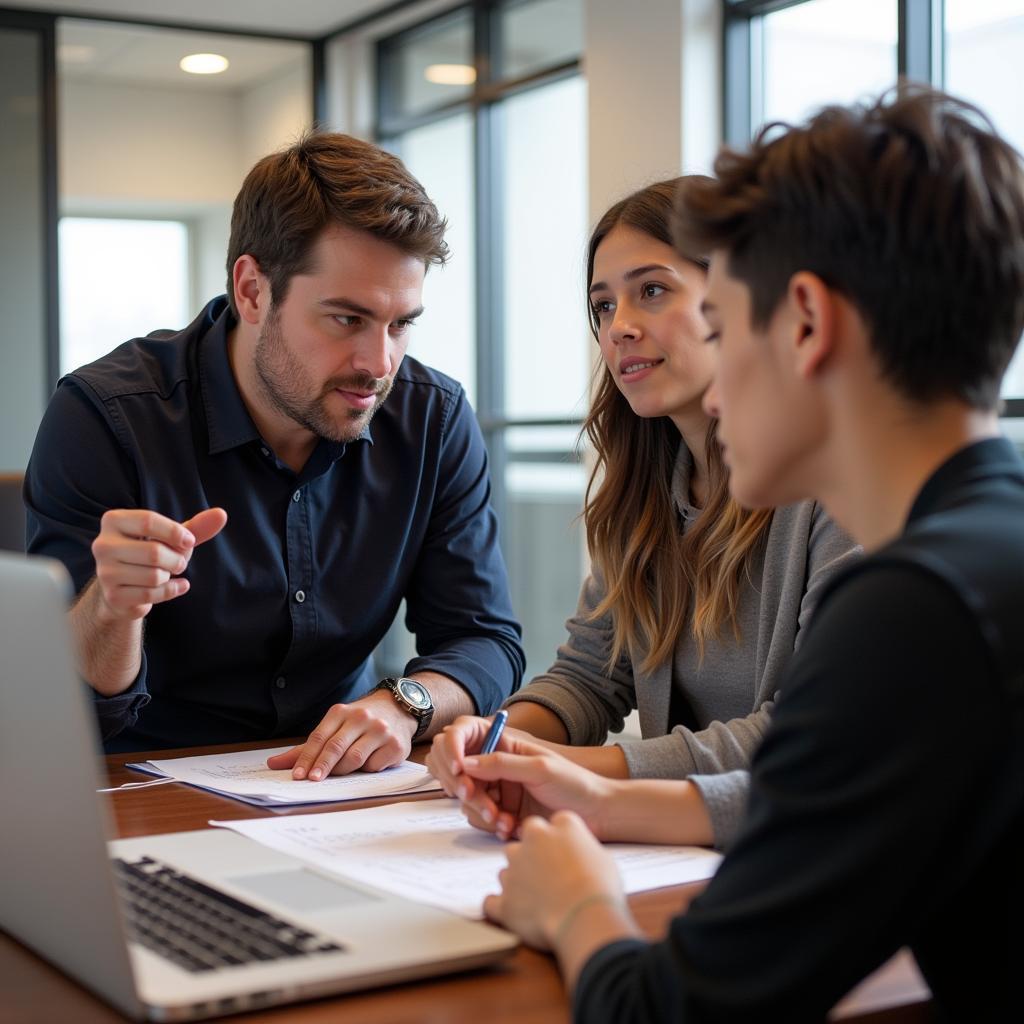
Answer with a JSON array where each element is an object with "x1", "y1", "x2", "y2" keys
[
  {"x1": 226, "y1": 131, "x2": 448, "y2": 317},
  {"x1": 675, "y1": 84, "x2": 1024, "y2": 409}
]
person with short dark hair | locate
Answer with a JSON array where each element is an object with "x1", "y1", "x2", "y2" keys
[
  {"x1": 26, "y1": 131, "x2": 524, "y2": 765},
  {"x1": 441, "y1": 85, "x2": 1024, "y2": 1021}
]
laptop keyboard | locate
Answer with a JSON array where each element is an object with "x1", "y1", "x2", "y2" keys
[{"x1": 112, "y1": 856, "x2": 344, "y2": 974}]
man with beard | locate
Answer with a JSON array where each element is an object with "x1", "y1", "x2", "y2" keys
[{"x1": 25, "y1": 133, "x2": 524, "y2": 769}]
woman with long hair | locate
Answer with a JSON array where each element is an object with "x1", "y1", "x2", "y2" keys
[{"x1": 429, "y1": 177, "x2": 855, "y2": 846}]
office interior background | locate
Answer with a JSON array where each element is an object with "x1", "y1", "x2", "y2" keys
[{"x1": 2, "y1": 0, "x2": 1023, "y2": 686}]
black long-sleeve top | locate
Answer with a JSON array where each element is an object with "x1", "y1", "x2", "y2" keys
[{"x1": 576, "y1": 438, "x2": 1024, "y2": 1023}]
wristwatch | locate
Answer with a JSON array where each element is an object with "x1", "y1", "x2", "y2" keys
[{"x1": 374, "y1": 676, "x2": 434, "y2": 741}]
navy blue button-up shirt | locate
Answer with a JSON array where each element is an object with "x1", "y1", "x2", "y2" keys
[{"x1": 25, "y1": 297, "x2": 524, "y2": 751}]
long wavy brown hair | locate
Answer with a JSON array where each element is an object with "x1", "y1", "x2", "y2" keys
[{"x1": 583, "y1": 178, "x2": 774, "y2": 673}]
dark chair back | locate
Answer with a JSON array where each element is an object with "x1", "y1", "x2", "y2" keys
[{"x1": 0, "y1": 473, "x2": 26, "y2": 553}]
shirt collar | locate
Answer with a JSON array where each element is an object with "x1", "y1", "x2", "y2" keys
[
  {"x1": 907, "y1": 435, "x2": 1022, "y2": 525},
  {"x1": 198, "y1": 297, "x2": 262, "y2": 456},
  {"x1": 197, "y1": 295, "x2": 374, "y2": 460},
  {"x1": 671, "y1": 441, "x2": 698, "y2": 520}
]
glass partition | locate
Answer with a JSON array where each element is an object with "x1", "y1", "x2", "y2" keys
[{"x1": 0, "y1": 22, "x2": 50, "y2": 471}]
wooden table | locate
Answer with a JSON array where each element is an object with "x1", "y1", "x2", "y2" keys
[{"x1": 0, "y1": 742, "x2": 935, "y2": 1023}]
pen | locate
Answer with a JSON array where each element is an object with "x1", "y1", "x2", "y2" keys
[{"x1": 480, "y1": 710, "x2": 508, "y2": 755}]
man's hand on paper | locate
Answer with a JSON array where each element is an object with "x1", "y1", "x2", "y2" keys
[
  {"x1": 90, "y1": 506, "x2": 227, "y2": 623},
  {"x1": 435, "y1": 732, "x2": 615, "y2": 841},
  {"x1": 268, "y1": 691, "x2": 418, "y2": 779}
]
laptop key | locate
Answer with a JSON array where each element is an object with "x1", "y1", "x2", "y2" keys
[{"x1": 112, "y1": 857, "x2": 346, "y2": 974}]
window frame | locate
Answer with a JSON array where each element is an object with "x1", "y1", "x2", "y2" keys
[{"x1": 376, "y1": 0, "x2": 586, "y2": 527}]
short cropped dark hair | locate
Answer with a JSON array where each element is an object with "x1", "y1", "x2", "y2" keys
[
  {"x1": 226, "y1": 131, "x2": 448, "y2": 317},
  {"x1": 675, "y1": 85, "x2": 1024, "y2": 409}
]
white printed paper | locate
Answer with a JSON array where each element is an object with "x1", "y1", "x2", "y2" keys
[
  {"x1": 128, "y1": 746, "x2": 440, "y2": 807},
  {"x1": 212, "y1": 799, "x2": 722, "y2": 919}
]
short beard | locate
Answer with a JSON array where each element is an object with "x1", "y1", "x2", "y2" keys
[{"x1": 253, "y1": 306, "x2": 392, "y2": 443}]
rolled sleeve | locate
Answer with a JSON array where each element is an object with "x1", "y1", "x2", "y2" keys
[
  {"x1": 505, "y1": 569, "x2": 637, "y2": 742},
  {"x1": 688, "y1": 770, "x2": 751, "y2": 850},
  {"x1": 91, "y1": 651, "x2": 152, "y2": 742}
]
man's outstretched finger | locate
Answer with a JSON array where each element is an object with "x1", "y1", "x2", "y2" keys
[{"x1": 183, "y1": 507, "x2": 228, "y2": 547}]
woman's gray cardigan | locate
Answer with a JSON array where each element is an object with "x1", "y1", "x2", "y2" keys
[{"x1": 504, "y1": 453, "x2": 857, "y2": 847}]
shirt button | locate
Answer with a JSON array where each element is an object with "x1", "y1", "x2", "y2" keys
[
  {"x1": 261, "y1": 447, "x2": 270, "y2": 457},
  {"x1": 292, "y1": 489, "x2": 302, "y2": 502},
  {"x1": 275, "y1": 676, "x2": 287, "y2": 689},
  {"x1": 294, "y1": 590, "x2": 306, "y2": 603}
]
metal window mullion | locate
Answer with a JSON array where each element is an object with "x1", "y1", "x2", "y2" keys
[
  {"x1": 726, "y1": 0, "x2": 813, "y2": 17},
  {"x1": 724, "y1": 9, "x2": 754, "y2": 144},
  {"x1": 40, "y1": 16, "x2": 59, "y2": 397},
  {"x1": 899, "y1": 0, "x2": 944, "y2": 85},
  {"x1": 377, "y1": 97, "x2": 476, "y2": 137},
  {"x1": 312, "y1": 37, "x2": 326, "y2": 126},
  {"x1": 472, "y1": 1, "x2": 510, "y2": 532},
  {"x1": 474, "y1": 95, "x2": 508, "y2": 532}
]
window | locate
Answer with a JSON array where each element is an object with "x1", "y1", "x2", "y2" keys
[
  {"x1": 392, "y1": 113, "x2": 477, "y2": 406},
  {"x1": 376, "y1": 0, "x2": 588, "y2": 681},
  {"x1": 59, "y1": 218, "x2": 191, "y2": 374},
  {"x1": 945, "y1": 0, "x2": 1024, "y2": 405},
  {"x1": 725, "y1": 0, "x2": 1024, "y2": 413},
  {"x1": 757, "y1": 0, "x2": 898, "y2": 127}
]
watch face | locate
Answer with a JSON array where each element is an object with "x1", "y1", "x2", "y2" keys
[{"x1": 397, "y1": 678, "x2": 431, "y2": 710}]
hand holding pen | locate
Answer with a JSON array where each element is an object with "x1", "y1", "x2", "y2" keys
[{"x1": 425, "y1": 710, "x2": 511, "y2": 803}]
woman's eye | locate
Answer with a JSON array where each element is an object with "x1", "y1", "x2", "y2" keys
[
  {"x1": 591, "y1": 300, "x2": 614, "y2": 317},
  {"x1": 642, "y1": 283, "x2": 666, "y2": 299}
]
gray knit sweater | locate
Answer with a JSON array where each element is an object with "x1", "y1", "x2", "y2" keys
[{"x1": 504, "y1": 447, "x2": 858, "y2": 847}]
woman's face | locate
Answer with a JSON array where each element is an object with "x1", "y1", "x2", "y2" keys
[{"x1": 590, "y1": 224, "x2": 713, "y2": 428}]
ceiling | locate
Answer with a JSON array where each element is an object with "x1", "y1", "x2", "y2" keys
[
  {"x1": 0, "y1": 0, "x2": 399, "y2": 38},
  {"x1": 57, "y1": 20, "x2": 308, "y2": 91}
]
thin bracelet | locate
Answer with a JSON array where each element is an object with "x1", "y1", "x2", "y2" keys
[{"x1": 552, "y1": 892, "x2": 625, "y2": 949}]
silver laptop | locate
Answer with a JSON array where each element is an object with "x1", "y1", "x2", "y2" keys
[{"x1": 0, "y1": 553, "x2": 517, "y2": 1021}]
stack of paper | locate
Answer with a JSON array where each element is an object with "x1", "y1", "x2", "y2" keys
[{"x1": 126, "y1": 746, "x2": 440, "y2": 807}]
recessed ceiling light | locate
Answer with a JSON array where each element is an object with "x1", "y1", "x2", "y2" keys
[
  {"x1": 424, "y1": 63, "x2": 476, "y2": 86},
  {"x1": 179, "y1": 53, "x2": 229, "y2": 75},
  {"x1": 58, "y1": 44, "x2": 96, "y2": 64}
]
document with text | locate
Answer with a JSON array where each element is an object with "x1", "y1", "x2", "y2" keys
[
  {"x1": 211, "y1": 799, "x2": 723, "y2": 918},
  {"x1": 126, "y1": 746, "x2": 440, "y2": 807}
]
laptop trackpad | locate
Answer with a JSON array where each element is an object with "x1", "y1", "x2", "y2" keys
[{"x1": 228, "y1": 869, "x2": 378, "y2": 913}]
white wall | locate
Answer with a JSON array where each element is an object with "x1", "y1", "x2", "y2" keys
[
  {"x1": 60, "y1": 79, "x2": 242, "y2": 207},
  {"x1": 239, "y1": 61, "x2": 312, "y2": 174},
  {"x1": 584, "y1": 0, "x2": 720, "y2": 223}
]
